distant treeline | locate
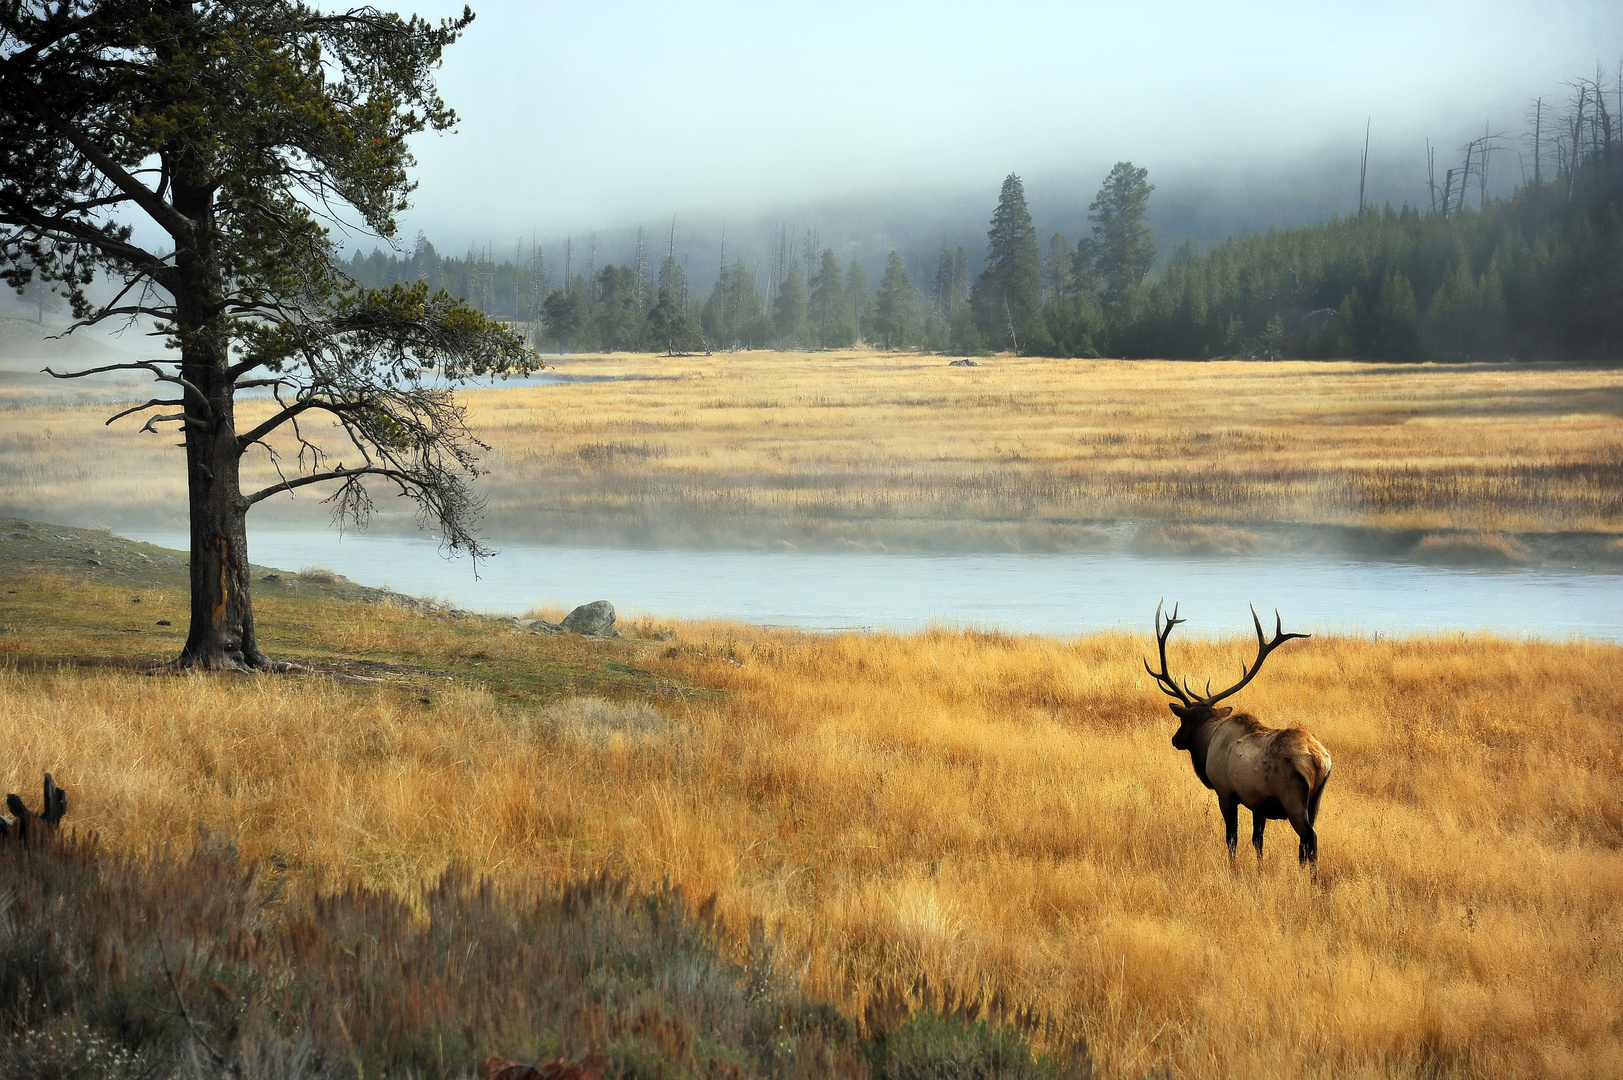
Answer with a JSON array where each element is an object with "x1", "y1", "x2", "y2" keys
[{"x1": 347, "y1": 71, "x2": 1622, "y2": 360}]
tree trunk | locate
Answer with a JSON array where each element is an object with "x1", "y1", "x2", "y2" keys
[
  {"x1": 180, "y1": 389, "x2": 263, "y2": 670},
  {"x1": 170, "y1": 163, "x2": 266, "y2": 671}
]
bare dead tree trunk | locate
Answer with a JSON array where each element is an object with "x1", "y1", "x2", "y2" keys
[
  {"x1": 1457, "y1": 143, "x2": 1473, "y2": 216},
  {"x1": 1427, "y1": 139, "x2": 1438, "y2": 214},
  {"x1": 1359, "y1": 118, "x2": 1370, "y2": 215},
  {"x1": 1569, "y1": 86, "x2": 1586, "y2": 201},
  {"x1": 1533, "y1": 96, "x2": 1544, "y2": 195}
]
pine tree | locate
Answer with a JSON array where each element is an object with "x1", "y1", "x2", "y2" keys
[
  {"x1": 931, "y1": 248, "x2": 957, "y2": 317},
  {"x1": 846, "y1": 261, "x2": 875, "y2": 342},
  {"x1": 874, "y1": 251, "x2": 916, "y2": 349},
  {"x1": 701, "y1": 260, "x2": 770, "y2": 349},
  {"x1": 773, "y1": 264, "x2": 808, "y2": 344},
  {"x1": 659, "y1": 253, "x2": 690, "y2": 313},
  {"x1": 0, "y1": 1, "x2": 536, "y2": 667},
  {"x1": 1042, "y1": 234, "x2": 1075, "y2": 302},
  {"x1": 648, "y1": 285, "x2": 702, "y2": 355},
  {"x1": 1370, "y1": 270, "x2": 1420, "y2": 358},
  {"x1": 1087, "y1": 162, "x2": 1157, "y2": 304},
  {"x1": 971, "y1": 173, "x2": 1042, "y2": 352},
  {"x1": 808, "y1": 248, "x2": 856, "y2": 347}
]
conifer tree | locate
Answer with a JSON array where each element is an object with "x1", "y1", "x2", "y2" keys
[
  {"x1": 773, "y1": 264, "x2": 808, "y2": 344},
  {"x1": 701, "y1": 260, "x2": 770, "y2": 349},
  {"x1": 874, "y1": 251, "x2": 916, "y2": 349},
  {"x1": 1042, "y1": 234, "x2": 1075, "y2": 302},
  {"x1": 846, "y1": 261, "x2": 875, "y2": 342},
  {"x1": 971, "y1": 173, "x2": 1042, "y2": 352},
  {"x1": 543, "y1": 288, "x2": 587, "y2": 349},
  {"x1": 808, "y1": 248, "x2": 856, "y2": 347},
  {"x1": 1086, "y1": 162, "x2": 1157, "y2": 304},
  {"x1": 648, "y1": 285, "x2": 702, "y2": 355},
  {"x1": 931, "y1": 248, "x2": 958, "y2": 317},
  {"x1": 658, "y1": 253, "x2": 691, "y2": 314},
  {"x1": 0, "y1": 0, "x2": 536, "y2": 668},
  {"x1": 1370, "y1": 270, "x2": 1420, "y2": 358}
]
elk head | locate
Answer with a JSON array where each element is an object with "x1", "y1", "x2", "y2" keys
[{"x1": 1143, "y1": 600, "x2": 1309, "y2": 748}]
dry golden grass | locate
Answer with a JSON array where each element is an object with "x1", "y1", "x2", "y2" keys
[
  {"x1": 3, "y1": 581, "x2": 1620, "y2": 1078},
  {"x1": 2, "y1": 350, "x2": 1620, "y2": 547}
]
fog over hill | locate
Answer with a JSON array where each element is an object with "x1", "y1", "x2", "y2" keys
[
  {"x1": 319, "y1": 0, "x2": 1620, "y2": 291},
  {"x1": 371, "y1": 141, "x2": 1471, "y2": 293}
]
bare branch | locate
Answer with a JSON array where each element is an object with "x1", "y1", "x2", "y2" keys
[
  {"x1": 44, "y1": 361, "x2": 170, "y2": 379},
  {"x1": 244, "y1": 463, "x2": 411, "y2": 507},
  {"x1": 45, "y1": 360, "x2": 212, "y2": 420},
  {"x1": 140, "y1": 412, "x2": 207, "y2": 433},
  {"x1": 235, "y1": 397, "x2": 364, "y2": 453},
  {"x1": 105, "y1": 397, "x2": 183, "y2": 425}
]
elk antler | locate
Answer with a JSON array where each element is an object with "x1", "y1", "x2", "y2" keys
[
  {"x1": 1196, "y1": 605, "x2": 1310, "y2": 706},
  {"x1": 1143, "y1": 599, "x2": 1196, "y2": 705}
]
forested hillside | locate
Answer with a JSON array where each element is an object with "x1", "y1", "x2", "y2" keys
[{"x1": 346, "y1": 71, "x2": 1621, "y2": 361}]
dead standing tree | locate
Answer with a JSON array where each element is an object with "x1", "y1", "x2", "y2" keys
[{"x1": 0, "y1": 1, "x2": 538, "y2": 670}]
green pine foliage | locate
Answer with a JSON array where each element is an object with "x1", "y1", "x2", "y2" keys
[
  {"x1": 971, "y1": 174, "x2": 1044, "y2": 353},
  {"x1": 773, "y1": 264, "x2": 809, "y2": 345},
  {"x1": 809, "y1": 249, "x2": 858, "y2": 348},
  {"x1": 648, "y1": 285, "x2": 704, "y2": 355},
  {"x1": 873, "y1": 251, "x2": 918, "y2": 349},
  {"x1": 847, "y1": 260, "x2": 875, "y2": 343},
  {"x1": 347, "y1": 73, "x2": 1621, "y2": 364},
  {"x1": 1109, "y1": 146, "x2": 1620, "y2": 359},
  {"x1": 1083, "y1": 162, "x2": 1158, "y2": 306},
  {"x1": 701, "y1": 260, "x2": 773, "y2": 349},
  {"x1": 1042, "y1": 234, "x2": 1075, "y2": 303}
]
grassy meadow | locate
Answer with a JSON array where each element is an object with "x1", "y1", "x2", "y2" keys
[
  {"x1": 2, "y1": 349, "x2": 1621, "y2": 557},
  {"x1": 2, "y1": 528, "x2": 1620, "y2": 1077}
]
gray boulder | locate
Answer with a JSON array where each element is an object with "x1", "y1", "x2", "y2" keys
[
  {"x1": 560, "y1": 600, "x2": 616, "y2": 635},
  {"x1": 519, "y1": 618, "x2": 564, "y2": 634},
  {"x1": 948, "y1": 357, "x2": 979, "y2": 367}
]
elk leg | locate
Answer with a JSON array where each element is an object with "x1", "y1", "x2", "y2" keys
[
  {"x1": 1219, "y1": 794, "x2": 1240, "y2": 866},
  {"x1": 1275, "y1": 771, "x2": 1319, "y2": 873},
  {"x1": 1251, "y1": 810, "x2": 1266, "y2": 866},
  {"x1": 1287, "y1": 808, "x2": 1318, "y2": 870}
]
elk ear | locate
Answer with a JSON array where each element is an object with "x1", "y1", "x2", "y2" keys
[
  {"x1": 1168, "y1": 702, "x2": 1189, "y2": 719},
  {"x1": 1216, "y1": 706, "x2": 1234, "y2": 718}
]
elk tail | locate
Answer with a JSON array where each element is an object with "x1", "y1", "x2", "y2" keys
[{"x1": 1302, "y1": 749, "x2": 1332, "y2": 827}]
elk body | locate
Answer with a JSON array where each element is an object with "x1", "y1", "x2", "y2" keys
[{"x1": 1145, "y1": 603, "x2": 1332, "y2": 869}]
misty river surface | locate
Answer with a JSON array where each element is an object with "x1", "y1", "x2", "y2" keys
[{"x1": 127, "y1": 529, "x2": 1623, "y2": 641}]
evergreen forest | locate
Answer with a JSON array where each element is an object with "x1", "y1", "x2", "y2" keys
[{"x1": 344, "y1": 72, "x2": 1623, "y2": 361}]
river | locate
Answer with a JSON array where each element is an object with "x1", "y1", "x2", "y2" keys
[{"x1": 126, "y1": 528, "x2": 1623, "y2": 641}]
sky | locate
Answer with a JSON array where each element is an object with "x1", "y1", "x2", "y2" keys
[{"x1": 387, "y1": 0, "x2": 1623, "y2": 250}]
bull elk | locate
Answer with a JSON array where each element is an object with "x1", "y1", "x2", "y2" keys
[{"x1": 1144, "y1": 602, "x2": 1332, "y2": 870}]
